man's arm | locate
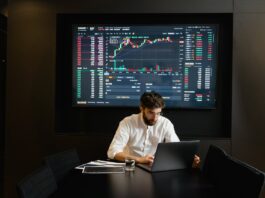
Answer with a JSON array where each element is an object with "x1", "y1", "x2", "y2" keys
[
  {"x1": 114, "y1": 152, "x2": 154, "y2": 165},
  {"x1": 164, "y1": 120, "x2": 180, "y2": 142},
  {"x1": 107, "y1": 120, "x2": 130, "y2": 159}
]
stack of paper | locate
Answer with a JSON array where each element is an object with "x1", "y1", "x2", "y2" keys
[
  {"x1": 75, "y1": 160, "x2": 125, "y2": 173},
  {"x1": 75, "y1": 160, "x2": 125, "y2": 169}
]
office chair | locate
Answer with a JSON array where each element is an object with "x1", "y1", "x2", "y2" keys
[
  {"x1": 203, "y1": 145, "x2": 265, "y2": 198},
  {"x1": 44, "y1": 148, "x2": 80, "y2": 182},
  {"x1": 220, "y1": 155, "x2": 265, "y2": 198},
  {"x1": 17, "y1": 165, "x2": 57, "y2": 198},
  {"x1": 202, "y1": 144, "x2": 228, "y2": 186}
]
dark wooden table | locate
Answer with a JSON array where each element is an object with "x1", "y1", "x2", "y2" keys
[{"x1": 50, "y1": 167, "x2": 216, "y2": 198}]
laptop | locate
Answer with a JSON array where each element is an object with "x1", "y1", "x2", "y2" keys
[{"x1": 137, "y1": 140, "x2": 200, "y2": 172}]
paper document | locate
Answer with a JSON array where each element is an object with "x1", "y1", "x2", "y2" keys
[
  {"x1": 95, "y1": 160, "x2": 125, "y2": 166},
  {"x1": 75, "y1": 160, "x2": 125, "y2": 170}
]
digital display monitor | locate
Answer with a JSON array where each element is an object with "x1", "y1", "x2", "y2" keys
[{"x1": 72, "y1": 24, "x2": 218, "y2": 108}]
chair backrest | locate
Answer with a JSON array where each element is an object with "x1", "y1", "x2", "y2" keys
[
  {"x1": 17, "y1": 165, "x2": 57, "y2": 198},
  {"x1": 203, "y1": 145, "x2": 265, "y2": 198},
  {"x1": 44, "y1": 149, "x2": 80, "y2": 182},
  {"x1": 221, "y1": 156, "x2": 265, "y2": 197},
  {"x1": 202, "y1": 144, "x2": 228, "y2": 185}
]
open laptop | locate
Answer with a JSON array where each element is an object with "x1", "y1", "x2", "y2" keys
[{"x1": 137, "y1": 140, "x2": 200, "y2": 172}]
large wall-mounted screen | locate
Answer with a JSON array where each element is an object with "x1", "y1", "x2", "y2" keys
[
  {"x1": 56, "y1": 13, "x2": 232, "y2": 136},
  {"x1": 72, "y1": 24, "x2": 218, "y2": 108}
]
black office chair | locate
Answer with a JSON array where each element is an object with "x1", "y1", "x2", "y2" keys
[
  {"x1": 202, "y1": 144, "x2": 228, "y2": 186},
  {"x1": 203, "y1": 145, "x2": 265, "y2": 198},
  {"x1": 220, "y1": 155, "x2": 265, "y2": 198},
  {"x1": 44, "y1": 148, "x2": 80, "y2": 182},
  {"x1": 17, "y1": 165, "x2": 57, "y2": 198}
]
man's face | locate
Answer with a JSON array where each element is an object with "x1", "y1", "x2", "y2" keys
[{"x1": 142, "y1": 107, "x2": 162, "y2": 126}]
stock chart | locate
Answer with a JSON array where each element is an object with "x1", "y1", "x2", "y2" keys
[{"x1": 72, "y1": 25, "x2": 217, "y2": 108}]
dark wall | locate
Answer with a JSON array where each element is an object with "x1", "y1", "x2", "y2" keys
[
  {"x1": 4, "y1": 2, "x2": 56, "y2": 198},
  {"x1": 0, "y1": 14, "x2": 6, "y2": 154},
  {"x1": 0, "y1": 0, "x2": 8, "y2": 16},
  {"x1": 4, "y1": 0, "x2": 265, "y2": 198},
  {"x1": 0, "y1": 13, "x2": 7, "y2": 198},
  {"x1": 232, "y1": 0, "x2": 265, "y2": 173}
]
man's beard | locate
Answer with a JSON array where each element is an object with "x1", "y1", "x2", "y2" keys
[{"x1": 142, "y1": 112, "x2": 157, "y2": 126}]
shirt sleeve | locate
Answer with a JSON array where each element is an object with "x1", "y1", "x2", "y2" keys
[
  {"x1": 164, "y1": 121, "x2": 180, "y2": 142},
  {"x1": 107, "y1": 119, "x2": 130, "y2": 159}
]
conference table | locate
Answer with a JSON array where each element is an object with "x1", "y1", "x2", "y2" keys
[{"x1": 50, "y1": 167, "x2": 216, "y2": 198}]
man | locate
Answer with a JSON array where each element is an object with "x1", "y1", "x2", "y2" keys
[{"x1": 107, "y1": 91, "x2": 200, "y2": 167}]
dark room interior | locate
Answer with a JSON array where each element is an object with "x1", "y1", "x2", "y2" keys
[{"x1": 1, "y1": 0, "x2": 265, "y2": 197}]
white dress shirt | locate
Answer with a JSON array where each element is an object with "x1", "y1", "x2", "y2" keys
[{"x1": 107, "y1": 112, "x2": 180, "y2": 159}]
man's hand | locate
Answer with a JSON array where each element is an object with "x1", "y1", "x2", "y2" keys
[
  {"x1": 114, "y1": 152, "x2": 154, "y2": 165},
  {"x1": 192, "y1": 154, "x2": 200, "y2": 168},
  {"x1": 137, "y1": 154, "x2": 154, "y2": 165}
]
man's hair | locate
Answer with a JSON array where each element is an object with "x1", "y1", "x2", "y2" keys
[{"x1": 140, "y1": 91, "x2": 165, "y2": 109}]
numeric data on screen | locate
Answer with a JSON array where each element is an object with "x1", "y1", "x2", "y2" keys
[{"x1": 72, "y1": 25, "x2": 217, "y2": 108}]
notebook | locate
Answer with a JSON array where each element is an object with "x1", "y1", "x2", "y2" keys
[{"x1": 137, "y1": 140, "x2": 200, "y2": 172}]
